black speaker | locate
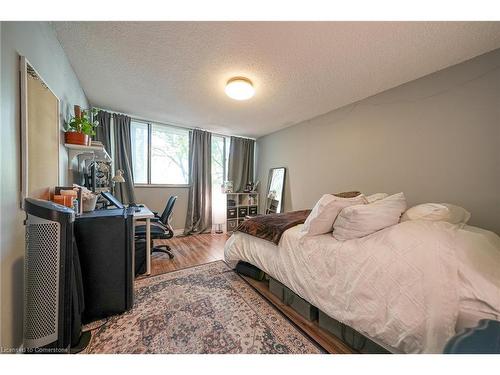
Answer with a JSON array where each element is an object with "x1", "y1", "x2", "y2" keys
[{"x1": 23, "y1": 198, "x2": 89, "y2": 353}]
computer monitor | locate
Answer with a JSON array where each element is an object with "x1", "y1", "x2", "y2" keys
[{"x1": 101, "y1": 191, "x2": 124, "y2": 209}]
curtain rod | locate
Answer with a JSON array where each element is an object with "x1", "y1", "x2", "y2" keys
[{"x1": 92, "y1": 106, "x2": 256, "y2": 140}]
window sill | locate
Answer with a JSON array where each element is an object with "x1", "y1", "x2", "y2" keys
[{"x1": 134, "y1": 184, "x2": 190, "y2": 189}]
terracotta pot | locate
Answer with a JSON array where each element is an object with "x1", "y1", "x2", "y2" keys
[{"x1": 65, "y1": 131, "x2": 89, "y2": 146}]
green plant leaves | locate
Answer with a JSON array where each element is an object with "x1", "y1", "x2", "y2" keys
[{"x1": 66, "y1": 107, "x2": 99, "y2": 135}]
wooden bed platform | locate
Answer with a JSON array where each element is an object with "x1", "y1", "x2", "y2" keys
[{"x1": 241, "y1": 275, "x2": 355, "y2": 354}]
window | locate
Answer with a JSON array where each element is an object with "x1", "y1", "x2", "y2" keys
[
  {"x1": 131, "y1": 121, "x2": 190, "y2": 185},
  {"x1": 211, "y1": 135, "x2": 229, "y2": 190},
  {"x1": 130, "y1": 121, "x2": 148, "y2": 184}
]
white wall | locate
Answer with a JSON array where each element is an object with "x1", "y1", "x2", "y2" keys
[
  {"x1": 1, "y1": 22, "x2": 88, "y2": 349},
  {"x1": 134, "y1": 187, "x2": 189, "y2": 230},
  {"x1": 257, "y1": 48, "x2": 500, "y2": 234}
]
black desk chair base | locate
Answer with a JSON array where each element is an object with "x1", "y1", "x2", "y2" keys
[
  {"x1": 152, "y1": 244, "x2": 174, "y2": 259},
  {"x1": 135, "y1": 195, "x2": 178, "y2": 262}
]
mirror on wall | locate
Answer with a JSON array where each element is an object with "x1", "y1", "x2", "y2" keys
[
  {"x1": 265, "y1": 167, "x2": 286, "y2": 214},
  {"x1": 20, "y1": 56, "x2": 60, "y2": 208}
]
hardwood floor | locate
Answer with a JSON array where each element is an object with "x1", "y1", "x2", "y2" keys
[{"x1": 150, "y1": 233, "x2": 229, "y2": 276}]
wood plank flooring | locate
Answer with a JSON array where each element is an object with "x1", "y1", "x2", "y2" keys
[{"x1": 150, "y1": 233, "x2": 229, "y2": 276}]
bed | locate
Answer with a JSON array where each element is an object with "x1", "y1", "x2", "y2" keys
[{"x1": 224, "y1": 220, "x2": 500, "y2": 353}]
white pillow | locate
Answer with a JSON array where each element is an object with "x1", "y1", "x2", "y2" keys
[
  {"x1": 401, "y1": 203, "x2": 470, "y2": 224},
  {"x1": 444, "y1": 204, "x2": 471, "y2": 224},
  {"x1": 366, "y1": 193, "x2": 389, "y2": 203},
  {"x1": 333, "y1": 192, "x2": 407, "y2": 241},
  {"x1": 301, "y1": 194, "x2": 368, "y2": 236}
]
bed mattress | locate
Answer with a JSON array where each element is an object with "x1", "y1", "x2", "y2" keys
[{"x1": 224, "y1": 221, "x2": 500, "y2": 353}]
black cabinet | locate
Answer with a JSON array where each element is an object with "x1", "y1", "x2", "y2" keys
[{"x1": 74, "y1": 208, "x2": 134, "y2": 323}]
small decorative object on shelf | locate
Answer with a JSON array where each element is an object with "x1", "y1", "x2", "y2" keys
[
  {"x1": 252, "y1": 180, "x2": 260, "y2": 193},
  {"x1": 64, "y1": 105, "x2": 99, "y2": 146},
  {"x1": 223, "y1": 180, "x2": 233, "y2": 193},
  {"x1": 243, "y1": 182, "x2": 254, "y2": 193}
]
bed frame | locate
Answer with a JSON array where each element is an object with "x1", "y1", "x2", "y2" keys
[{"x1": 238, "y1": 267, "x2": 392, "y2": 354}]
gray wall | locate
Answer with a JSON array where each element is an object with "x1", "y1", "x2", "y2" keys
[
  {"x1": 257, "y1": 48, "x2": 500, "y2": 234},
  {"x1": 134, "y1": 187, "x2": 188, "y2": 230},
  {"x1": 1, "y1": 22, "x2": 88, "y2": 349}
]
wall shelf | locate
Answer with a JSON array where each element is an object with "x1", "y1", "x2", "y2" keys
[{"x1": 64, "y1": 143, "x2": 112, "y2": 166}]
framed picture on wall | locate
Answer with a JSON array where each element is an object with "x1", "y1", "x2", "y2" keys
[{"x1": 20, "y1": 55, "x2": 61, "y2": 208}]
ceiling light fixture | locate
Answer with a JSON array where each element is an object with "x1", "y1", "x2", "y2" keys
[{"x1": 225, "y1": 77, "x2": 255, "y2": 101}]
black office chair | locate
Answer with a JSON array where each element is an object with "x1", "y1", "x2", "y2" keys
[{"x1": 135, "y1": 195, "x2": 177, "y2": 259}]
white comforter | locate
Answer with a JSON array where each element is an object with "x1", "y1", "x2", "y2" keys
[{"x1": 224, "y1": 220, "x2": 500, "y2": 353}]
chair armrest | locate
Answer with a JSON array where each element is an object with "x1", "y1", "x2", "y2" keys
[
  {"x1": 150, "y1": 221, "x2": 167, "y2": 231},
  {"x1": 135, "y1": 216, "x2": 161, "y2": 223}
]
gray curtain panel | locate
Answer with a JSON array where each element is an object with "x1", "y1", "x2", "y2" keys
[
  {"x1": 94, "y1": 110, "x2": 112, "y2": 154},
  {"x1": 113, "y1": 113, "x2": 136, "y2": 204},
  {"x1": 184, "y1": 129, "x2": 212, "y2": 235},
  {"x1": 228, "y1": 136, "x2": 255, "y2": 192}
]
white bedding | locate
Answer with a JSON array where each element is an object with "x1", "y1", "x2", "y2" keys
[{"x1": 224, "y1": 220, "x2": 500, "y2": 353}]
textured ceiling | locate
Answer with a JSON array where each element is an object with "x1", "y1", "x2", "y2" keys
[{"x1": 53, "y1": 22, "x2": 500, "y2": 138}]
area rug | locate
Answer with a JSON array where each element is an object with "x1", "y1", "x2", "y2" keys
[{"x1": 84, "y1": 261, "x2": 323, "y2": 354}]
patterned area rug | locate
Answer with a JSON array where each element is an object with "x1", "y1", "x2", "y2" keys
[{"x1": 84, "y1": 261, "x2": 323, "y2": 354}]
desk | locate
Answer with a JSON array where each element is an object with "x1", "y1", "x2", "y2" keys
[{"x1": 132, "y1": 206, "x2": 154, "y2": 275}]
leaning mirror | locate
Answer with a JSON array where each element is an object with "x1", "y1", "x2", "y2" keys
[
  {"x1": 20, "y1": 56, "x2": 60, "y2": 208},
  {"x1": 266, "y1": 167, "x2": 286, "y2": 214}
]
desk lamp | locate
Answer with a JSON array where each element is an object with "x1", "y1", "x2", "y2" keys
[{"x1": 111, "y1": 170, "x2": 125, "y2": 198}]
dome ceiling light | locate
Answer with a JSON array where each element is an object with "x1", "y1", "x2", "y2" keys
[{"x1": 225, "y1": 77, "x2": 255, "y2": 101}]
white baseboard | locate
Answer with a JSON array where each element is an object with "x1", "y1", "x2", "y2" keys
[
  {"x1": 173, "y1": 228, "x2": 184, "y2": 236},
  {"x1": 172, "y1": 228, "x2": 228, "y2": 236}
]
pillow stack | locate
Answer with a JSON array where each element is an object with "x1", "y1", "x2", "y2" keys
[
  {"x1": 301, "y1": 193, "x2": 368, "y2": 236},
  {"x1": 366, "y1": 193, "x2": 389, "y2": 203},
  {"x1": 302, "y1": 191, "x2": 471, "y2": 241},
  {"x1": 332, "y1": 192, "x2": 407, "y2": 240}
]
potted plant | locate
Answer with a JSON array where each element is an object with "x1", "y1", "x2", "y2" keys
[{"x1": 64, "y1": 105, "x2": 99, "y2": 146}]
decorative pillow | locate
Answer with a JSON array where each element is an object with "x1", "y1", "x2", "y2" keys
[
  {"x1": 401, "y1": 203, "x2": 470, "y2": 224},
  {"x1": 301, "y1": 194, "x2": 368, "y2": 236},
  {"x1": 332, "y1": 192, "x2": 407, "y2": 241},
  {"x1": 332, "y1": 191, "x2": 361, "y2": 198},
  {"x1": 366, "y1": 193, "x2": 389, "y2": 203}
]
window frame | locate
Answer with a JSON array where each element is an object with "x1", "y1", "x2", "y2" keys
[{"x1": 132, "y1": 121, "x2": 191, "y2": 188}]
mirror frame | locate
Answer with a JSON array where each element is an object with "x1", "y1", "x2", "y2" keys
[
  {"x1": 266, "y1": 167, "x2": 286, "y2": 214},
  {"x1": 20, "y1": 55, "x2": 61, "y2": 209}
]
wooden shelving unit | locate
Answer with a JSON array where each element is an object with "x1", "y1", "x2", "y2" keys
[{"x1": 226, "y1": 192, "x2": 259, "y2": 232}]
